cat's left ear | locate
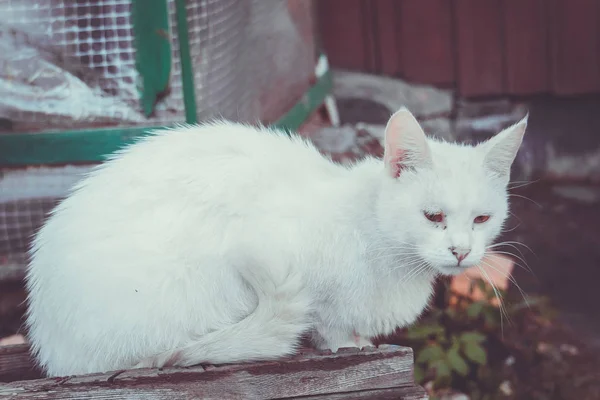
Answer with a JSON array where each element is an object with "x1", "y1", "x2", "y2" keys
[
  {"x1": 383, "y1": 108, "x2": 432, "y2": 178},
  {"x1": 481, "y1": 115, "x2": 528, "y2": 181}
]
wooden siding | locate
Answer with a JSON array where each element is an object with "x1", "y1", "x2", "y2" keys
[{"x1": 318, "y1": 0, "x2": 600, "y2": 97}]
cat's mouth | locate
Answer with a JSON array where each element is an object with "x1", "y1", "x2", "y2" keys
[{"x1": 431, "y1": 260, "x2": 477, "y2": 276}]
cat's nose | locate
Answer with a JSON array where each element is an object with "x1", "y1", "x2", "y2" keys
[{"x1": 450, "y1": 247, "x2": 470, "y2": 264}]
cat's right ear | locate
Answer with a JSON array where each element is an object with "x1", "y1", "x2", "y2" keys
[
  {"x1": 383, "y1": 108, "x2": 432, "y2": 178},
  {"x1": 480, "y1": 115, "x2": 528, "y2": 181}
]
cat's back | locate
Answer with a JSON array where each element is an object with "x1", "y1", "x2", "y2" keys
[
  {"x1": 99, "y1": 121, "x2": 336, "y2": 192},
  {"x1": 32, "y1": 122, "x2": 340, "y2": 262},
  {"x1": 60, "y1": 121, "x2": 335, "y2": 207}
]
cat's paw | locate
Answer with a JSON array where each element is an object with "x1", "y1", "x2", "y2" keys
[
  {"x1": 319, "y1": 328, "x2": 374, "y2": 352},
  {"x1": 353, "y1": 337, "x2": 374, "y2": 349},
  {"x1": 327, "y1": 342, "x2": 371, "y2": 352},
  {"x1": 324, "y1": 337, "x2": 373, "y2": 352}
]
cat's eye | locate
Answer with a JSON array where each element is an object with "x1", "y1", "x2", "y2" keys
[
  {"x1": 474, "y1": 215, "x2": 490, "y2": 224},
  {"x1": 424, "y1": 212, "x2": 444, "y2": 223}
]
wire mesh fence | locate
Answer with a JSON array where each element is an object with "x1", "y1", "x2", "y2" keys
[{"x1": 0, "y1": 0, "x2": 317, "y2": 273}]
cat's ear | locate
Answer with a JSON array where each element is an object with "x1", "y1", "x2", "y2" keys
[
  {"x1": 383, "y1": 108, "x2": 432, "y2": 178},
  {"x1": 481, "y1": 115, "x2": 528, "y2": 180}
]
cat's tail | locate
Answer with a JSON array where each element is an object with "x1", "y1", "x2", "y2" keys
[{"x1": 135, "y1": 258, "x2": 312, "y2": 368}]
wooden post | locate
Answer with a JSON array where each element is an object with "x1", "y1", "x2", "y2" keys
[{"x1": 0, "y1": 344, "x2": 427, "y2": 399}]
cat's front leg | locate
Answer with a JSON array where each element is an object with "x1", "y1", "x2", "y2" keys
[{"x1": 312, "y1": 327, "x2": 373, "y2": 352}]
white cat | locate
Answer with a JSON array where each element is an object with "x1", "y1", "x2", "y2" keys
[{"x1": 25, "y1": 108, "x2": 527, "y2": 377}]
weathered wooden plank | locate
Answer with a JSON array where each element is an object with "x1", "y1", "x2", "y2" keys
[
  {"x1": 372, "y1": 0, "x2": 402, "y2": 76},
  {"x1": 317, "y1": 0, "x2": 373, "y2": 72},
  {"x1": 287, "y1": 386, "x2": 428, "y2": 399},
  {"x1": 504, "y1": 0, "x2": 550, "y2": 94},
  {"x1": 454, "y1": 0, "x2": 505, "y2": 96},
  {"x1": 362, "y1": 0, "x2": 380, "y2": 74},
  {"x1": 399, "y1": 0, "x2": 454, "y2": 85},
  {"x1": 0, "y1": 386, "x2": 429, "y2": 400},
  {"x1": 0, "y1": 345, "x2": 41, "y2": 383},
  {"x1": 549, "y1": 0, "x2": 600, "y2": 94},
  {"x1": 1, "y1": 345, "x2": 418, "y2": 399}
]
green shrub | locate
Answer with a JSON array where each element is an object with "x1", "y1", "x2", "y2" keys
[{"x1": 399, "y1": 278, "x2": 555, "y2": 400}]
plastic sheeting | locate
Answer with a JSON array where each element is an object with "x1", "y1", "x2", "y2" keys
[
  {"x1": 0, "y1": 0, "x2": 317, "y2": 270},
  {"x1": 0, "y1": 0, "x2": 316, "y2": 134}
]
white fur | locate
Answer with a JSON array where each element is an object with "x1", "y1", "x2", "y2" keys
[{"x1": 25, "y1": 109, "x2": 527, "y2": 376}]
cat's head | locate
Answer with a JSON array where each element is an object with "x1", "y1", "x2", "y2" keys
[{"x1": 375, "y1": 108, "x2": 527, "y2": 276}]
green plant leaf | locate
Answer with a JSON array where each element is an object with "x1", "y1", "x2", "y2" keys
[
  {"x1": 445, "y1": 307, "x2": 458, "y2": 319},
  {"x1": 406, "y1": 324, "x2": 445, "y2": 340},
  {"x1": 450, "y1": 335, "x2": 460, "y2": 346},
  {"x1": 485, "y1": 288, "x2": 497, "y2": 301},
  {"x1": 432, "y1": 360, "x2": 452, "y2": 391},
  {"x1": 413, "y1": 365, "x2": 425, "y2": 384},
  {"x1": 460, "y1": 331, "x2": 486, "y2": 344},
  {"x1": 417, "y1": 344, "x2": 445, "y2": 364},
  {"x1": 464, "y1": 342, "x2": 488, "y2": 365},
  {"x1": 483, "y1": 308, "x2": 499, "y2": 327},
  {"x1": 447, "y1": 345, "x2": 469, "y2": 376},
  {"x1": 467, "y1": 301, "x2": 484, "y2": 318},
  {"x1": 476, "y1": 279, "x2": 488, "y2": 293},
  {"x1": 431, "y1": 359, "x2": 452, "y2": 378}
]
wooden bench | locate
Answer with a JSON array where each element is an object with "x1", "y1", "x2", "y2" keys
[{"x1": 0, "y1": 343, "x2": 427, "y2": 399}]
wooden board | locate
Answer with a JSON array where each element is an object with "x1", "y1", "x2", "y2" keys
[
  {"x1": 318, "y1": 0, "x2": 600, "y2": 97},
  {"x1": 361, "y1": 0, "x2": 379, "y2": 73},
  {"x1": 549, "y1": 0, "x2": 600, "y2": 94},
  {"x1": 504, "y1": 0, "x2": 550, "y2": 94},
  {"x1": 0, "y1": 345, "x2": 41, "y2": 383},
  {"x1": 399, "y1": 0, "x2": 454, "y2": 85},
  {"x1": 454, "y1": 0, "x2": 505, "y2": 97},
  {"x1": 0, "y1": 345, "x2": 424, "y2": 399},
  {"x1": 317, "y1": 0, "x2": 374, "y2": 72},
  {"x1": 372, "y1": 0, "x2": 402, "y2": 76},
  {"x1": 292, "y1": 386, "x2": 428, "y2": 399}
]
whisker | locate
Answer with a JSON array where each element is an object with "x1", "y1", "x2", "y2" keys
[
  {"x1": 384, "y1": 259, "x2": 428, "y2": 278},
  {"x1": 390, "y1": 258, "x2": 428, "y2": 273},
  {"x1": 485, "y1": 251, "x2": 536, "y2": 278},
  {"x1": 508, "y1": 193, "x2": 542, "y2": 208},
  {"x1": 508, "y1": 179, "x2": 539, "y2": 190},
  {"x1": 507, "y1": 210, "x2": 523, "y2": 225},
  {"x1": 366, "y1": 252, "x2": 422, "y2": 264},
  {"x1": 480, "y1": 260, "x2": 530, "y2": 308},
  {"x1": 485, "y1": 249, "x2": 531, "y2": 271},
  {"x1": 397, "y1": 263, "x2": 423, "y2": 283},
  {"x1": 489, "y1": 241, "x2": 537, "y2": 257},
  {"x1": 501, "y1": 223, "x2": 522, "y2": 233},
  {"x1": 365, "y1": 242, "x2": 420, "y2": 252},
  {"x1": 398, "y1": 262, "x2": 431, "y2": 285},
  {"x1": 476, "y1": 265, "x2": 509, "y2": 337},
  {"x1": 365, "y1": 247, "x2": 421, "y2": 255}
]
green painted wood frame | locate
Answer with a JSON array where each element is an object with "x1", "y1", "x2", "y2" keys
[
  {"x1": 0, "y1": 70, "x2": 332, "y2": 167},
  {"x1": 132, "y1": 0, "x2": 172, "y2": 118},
  {"x1": 0, "y1": 1, "x2": 332, "y2": 167}
]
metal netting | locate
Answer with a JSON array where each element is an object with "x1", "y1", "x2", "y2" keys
[
  {"x1": 0, "y1": 0, "x2": 317, "y2": 274},
  {"x1": 0, "y1": 0, "x2": 316, "y2": 131}
]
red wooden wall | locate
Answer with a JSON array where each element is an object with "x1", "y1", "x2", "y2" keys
[{"x1": 318, "y1": 0, "x2": 600, "y2": 97}]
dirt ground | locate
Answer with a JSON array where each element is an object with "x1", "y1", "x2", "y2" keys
[{"x1": 506, "y1": 182, "x2": 600, "y2": 352}]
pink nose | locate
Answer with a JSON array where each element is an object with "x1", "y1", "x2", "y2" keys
[{"x1": 450, "y1": 247, "x2": 470, "y2": 263}]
